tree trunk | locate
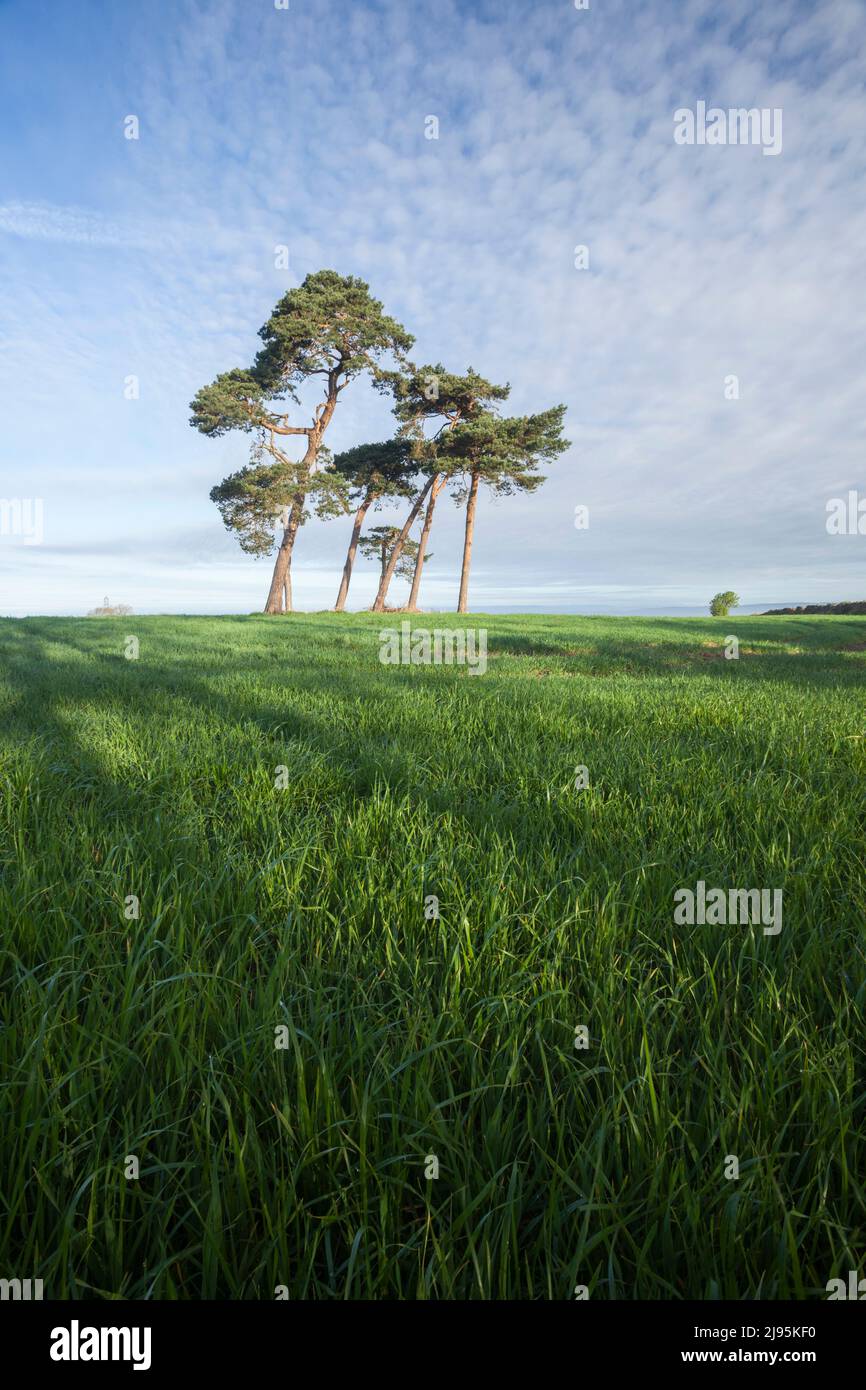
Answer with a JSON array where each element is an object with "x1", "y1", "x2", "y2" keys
[
  {"x1": 406, "y1": 473, "x2": 444, "y2": 611},
  {"x1": 371, "y1": 476, "x2": 434, "y2": 612},
  {"x1": 457, "y1": 471, "x2": 480, "y2": 613},
  {"x1": 262, "y1": 389, "x2": 337, "y2": 614},
  {"x1": 334, "y1": 491, "x2": 376, "y2": 611},
  {"x1": 264, "y1": 492, "x2": 304, "y2": 613}
]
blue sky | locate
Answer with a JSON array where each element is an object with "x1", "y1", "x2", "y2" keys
[{"x1": 0, "y1": 0, "x2": 864, "y2": 615}]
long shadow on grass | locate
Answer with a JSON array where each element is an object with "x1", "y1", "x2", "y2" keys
[
  {"x1": 2, "y1": 618, "x2": 863, "y2": 1300},
  {"x1": 0, "y1": 623, "x2": 223, "y2": 844},
  {"x1": 496, "y1": 615, "x2": 866, "y2": 690},
  {"x1": 3, "y1": 618, "x2": 862, "y2": 889}
]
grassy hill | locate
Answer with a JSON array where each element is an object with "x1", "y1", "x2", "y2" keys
[{"x1": 1, "y1": 612, "x2": 864, "y2": 1299}]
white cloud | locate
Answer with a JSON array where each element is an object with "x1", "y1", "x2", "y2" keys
[
  {"x1": 0, "y1": 0, "x2": 864, "y2": 614},
  {"x1": 0, "y1": 201, "x2": 140, "y2": 247}
]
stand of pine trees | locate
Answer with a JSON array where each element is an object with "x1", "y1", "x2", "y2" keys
[{"x1": 191, "y1": 271, "x2": 569, "y2": 613}]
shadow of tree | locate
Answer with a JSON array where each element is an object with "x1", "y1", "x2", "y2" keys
[{"x1": 2, "y1": 615, "x2": 862, "y2": 894}]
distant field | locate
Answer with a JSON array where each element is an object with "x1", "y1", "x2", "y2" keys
[{"x1": 1, "y1": 612, "x2": 864, "y2": 1299}]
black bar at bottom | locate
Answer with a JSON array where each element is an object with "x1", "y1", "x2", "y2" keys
[{"x1": 2, "y1": 1298, "x2": 858, "y2": 1375}]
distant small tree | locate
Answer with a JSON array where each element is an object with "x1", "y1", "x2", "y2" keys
[
  {"x1": 360, "y1": 525, "x2": 429, "y2": 599},
  {"x1": 710, "y1": 591, "x2": 740, "y2": 617}
]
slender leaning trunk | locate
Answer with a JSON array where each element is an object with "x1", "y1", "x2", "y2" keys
[
  {"x1": 372, "y1": 476, "x2": 434, "y2": 612},
  {"x1": 334, "y1": 491, "x2": 376, "y2": 611},
  {"x1": 406, "y1": 474, "x2": 444, "y2": 611},
  {"x1": 457, "y1": 471, "x2": 480, "y2": 614}
]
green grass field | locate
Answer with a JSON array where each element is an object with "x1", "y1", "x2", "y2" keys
[{"x1": 1, "y1": 612, "x2": 864, "y2": 1300}]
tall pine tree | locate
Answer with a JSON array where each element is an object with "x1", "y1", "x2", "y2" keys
[{"x1": 190, "y1": 271, "x2": 413, "y2": 611}]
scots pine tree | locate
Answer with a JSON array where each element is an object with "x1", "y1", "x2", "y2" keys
[
  {"x1": 190, "y1": 271, "x2": 413, "y2": 611},
  {"x1": 331, "y1": 438, "x2": 417, "y2": 611}
]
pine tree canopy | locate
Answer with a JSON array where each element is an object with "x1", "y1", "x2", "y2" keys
[
  {"x1": 190, "y1": 271, "x2": 414, "y2": 437},
  {"x1": 438, "y1": 403, "x2": 570, "y2": 496},
  {"x1": 390, "y1": 363, "x2": 511, "y2": 437},
  {"x1": 254, "y1": 270, "x2": 415, "y2": 397},
  {"x1": 332, "y1": 438, "x2": 418, "y2": 503}
]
